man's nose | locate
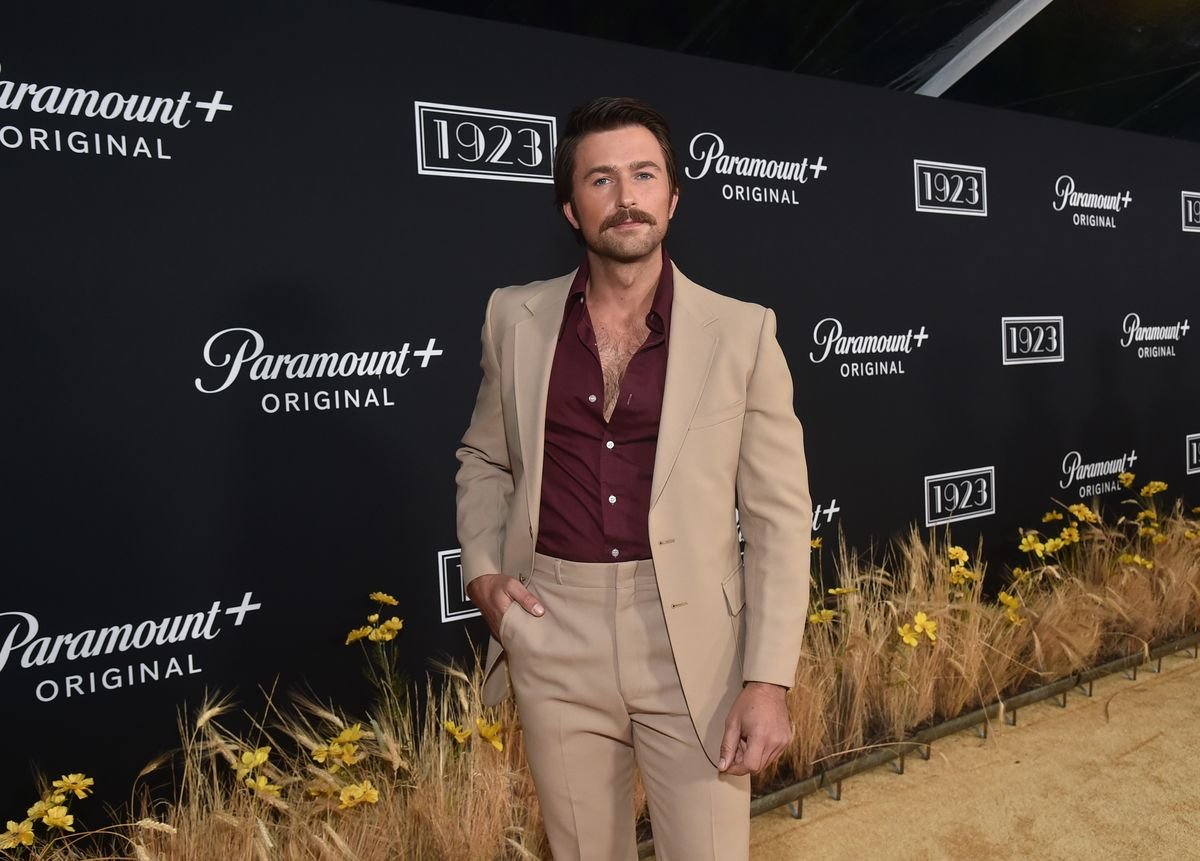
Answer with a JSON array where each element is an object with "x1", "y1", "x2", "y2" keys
[{"x1": 614, "y1": 178, "x2": 637, "y2": 209}]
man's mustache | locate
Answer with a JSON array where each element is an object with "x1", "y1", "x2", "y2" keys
[{"x1": 601, "y1": 208, "x2": 657, "y2": 231}]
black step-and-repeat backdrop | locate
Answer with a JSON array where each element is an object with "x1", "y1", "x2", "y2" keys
[{"x1": 4, "y1": 0, "x2": 1198, "y2": 805}]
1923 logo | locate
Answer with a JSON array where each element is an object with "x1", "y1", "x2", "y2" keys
[
  {"x1": 1182, "y1": 192, "x2": 1200, "y2": 233},
  {"x1": 1187, "y1": 434, "x2": 1200, "y2": 475},
  {"x1": 924, "y1": 467, "x2": 996, "y2": 526},
  {"x1": 414, "y1": 102, "x2": 556, "y2": 184},
  {"x1": 1001, "y1": 316, "x2": 1065, "y2": 365},
  {"x1": 913, "y1": 160, "x2": 987, "y2": 216},
  {"x1": 437, "y1": 548, "x2": 479, "y2": 623}
]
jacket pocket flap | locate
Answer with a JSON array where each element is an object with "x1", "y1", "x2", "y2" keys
[
  {"x1": 690, "y1": 399, "x2": 746, "y2": 430},
  {"x1": 722, "y1": 564, "x2": 746, "y2": 615}
]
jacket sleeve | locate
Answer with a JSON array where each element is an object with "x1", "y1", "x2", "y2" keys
[
  {"x1": 735, "y1": 307, "x2": 812, "y2": 688},
  {"x1": 455, "y1": 288, "x2": 515, "y2": 587}
]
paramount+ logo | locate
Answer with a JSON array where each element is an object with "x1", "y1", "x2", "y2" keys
[
  {"x1": 809, "y1": 317, "x2": 929, "y2": 379},
  {"x1": 0, "y1": 592, "x2": 261, "y2": 704},
  {"x1": 1060, "y1": 448, "x2": 1137, "y2": 498},
  {"x1": 194, "y1": 327, "x2": 444, "y2": 415},
  {"x1": 1120, "y1": 313, "x2": 1189, "y2": 360},
  {"x1": 685, "y1": 131, "x2": 828, "y2": 207},
  {"x1": 0, "y1": 62, "x2": 233, "y2": 162}
]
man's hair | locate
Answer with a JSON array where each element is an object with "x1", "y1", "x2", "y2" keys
[{"x1": 553, "y1": 96, "x2": 680, "y2": 211}]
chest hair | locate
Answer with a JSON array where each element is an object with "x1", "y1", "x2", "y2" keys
[{"x1": 594, "y1": 319, "x2": 650, "y2": 422}]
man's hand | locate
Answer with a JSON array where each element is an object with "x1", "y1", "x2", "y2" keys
[
  {"x1": 718, "y1": 681, "x2": 792, "y2": 775},
  {"x1": 465, "y1": 573, "x2": 545, "y2": 640}
]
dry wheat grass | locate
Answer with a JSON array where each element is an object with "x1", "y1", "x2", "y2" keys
[{"x1": 5, "y1": 491, "x2": 1199, "y2": 860}]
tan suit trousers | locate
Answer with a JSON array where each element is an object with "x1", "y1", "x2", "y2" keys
[{"x1": 501, "y1": 552, "x2": 751, "y2": 861}]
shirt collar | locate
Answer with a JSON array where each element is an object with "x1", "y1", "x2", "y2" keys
[{"x1": 560, "y1": 244, "x2": 674, "y2": 340}]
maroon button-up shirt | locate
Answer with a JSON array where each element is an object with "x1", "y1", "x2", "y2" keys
[{"x1": 535, "y1": 246, "x2": 673, "y2": 563}]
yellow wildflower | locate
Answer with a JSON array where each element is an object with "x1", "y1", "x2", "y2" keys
[
  {"x1": 1138, "y1": 526, "x2": 1158, "y2": 537},
  {"x1": 1139, "y1": 481, "x2": 1168, "y2": 498},
  {"x1": 1152, "y1": 534, "x2": 1167, "y2": 545},
  {"x1": 1118, "y1": 553, "x2": 1153, "y2": 570},
  {"x1": 369, "y1": 591, "x2": 399, "y2": 606},
  {"x1": 1018, "y1": 532, "x2": 1045, "y2": 557},
  {"x1": 245, "y1": 775, "x2": 281, "y2": 797},
  {"x1": 998, "y1": 592, "x2": 1024, "y2": 625},
  {"x1": 1185, "y1": 530, "x2": 1198, "y2": 540},
  {"x1": 41, "y1": 806, "x2": 74, "y2": 832},
  {"x1": 369, "y1": 617, "x2": 404, "y2": 643},
  {"x1": 1117, "y1": 472, "x2": 1134, "y2": 488},
  {"x1": 827, "y1": 586, "x2": 857, "y2": 595},
  {"x1": 333, "y1": 724, "x2": 367, "y2": 745},
  {"x1": 1135, "y1": 509, "x2": 1157, "y2": 522},
  {"x1": 1041, "y1": 510, "x2": 1064, "y2": 523},
  {"x1": 1059, "y1": 526, "x2": 1081, "y2": 545},
  {"x1": 27, "y1": 793, "x2": 65, "y2": 820},
  {"x1": 897, "y1": 623, "x2": 918, "y2": 648},
  {"x1": 1067, "y1": 504, "x2": 1099, "y2": 524},
  {"x1": 52, "y1": 773, "x2": 94, "y2": 800},
  {"x1": 444, "y1": 720, "x2": 471, "y2": 744},
  {"x1": 476, "y1": 717, "x2": 505, "y2": 752},
  {"x1": 322, "y1": 743, "x2": 347, "y2": 773},
  {"x1": 913, "y1": 612, "x2": 937, "y2": 642},
  {"x1": 808, "y1": 608, "x2": 836, "y2": 624},
  {"x1": 1044, "y1": 537, "x2": 1066, "y2": 554},
  {"x1": 0, "y1": 820, "x2": 35, "y2": 849},
  {"x1": 345, "y1": 625, "x2": 372, "y2": 645},
  {"x1": 948, "y1": 545, "x2": 969, "y2": 564},
  {"x1": 338, "y1": 779, "x2": 380, "y2": 810},
  {"x1": 1192, "y1": 506, "x2": 1200, "y2": 514},
  {"x1": 312, "y1": 744, "x2": 331, "y2": 764},
  {"x1": 810, "y1": 537, "x2": 823, "y2": 550},
  {"x1": 1011, "y1": 567, "x2": 1029, "y2": 584},
  {"x1": 949, "y1": 564, "x2": 978, "y2": 585},
  {"x1": 233, "y1": 746, "x2": 271, "y2": 779},
  {"x1": 330, "y1": 742, "x2": 362, "y2": 770},
  {"x1": 366, "y1": 613, "x2": 380, "y2": 624}
]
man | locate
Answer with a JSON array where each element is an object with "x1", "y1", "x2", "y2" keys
[{"x1": 455, "y1": 96, "x2": 811, "y2": 860}]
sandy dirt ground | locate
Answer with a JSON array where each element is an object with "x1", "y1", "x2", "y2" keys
[{"x1": 738, "y1": 650, "x2": 1200, "y2": 861}]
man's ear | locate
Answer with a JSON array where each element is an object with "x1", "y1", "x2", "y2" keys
[
  {"x1": 561, "y1": 199, "x2": 581, "y2": 231},
  {"x1": 668, "y1": 187, "x2": 680, "y2": 220}
]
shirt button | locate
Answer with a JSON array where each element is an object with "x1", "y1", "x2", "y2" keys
[
  {"x1": 606, "y1": 440, "x2": 614, "y2": 449},
  {"x1": 608, "y1": 495, "x2": 617, "y2": 504},
  {"x1": 588, "y1": 394, "x2": 598, "y2": 403},
  {"x1": 611, "y1": 548, "x2": 620, "y2": 558}
]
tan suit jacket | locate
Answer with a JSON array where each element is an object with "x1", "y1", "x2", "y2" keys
[{"x1": 455, "y1": 261, "x2": 812, "y2": 766}]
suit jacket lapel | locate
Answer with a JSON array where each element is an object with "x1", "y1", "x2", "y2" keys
[
  {"x1": 514, "y1": 272, "x2": 575, "y2": 538},
  {"x1": 651, "y1": 266, "x2": 717, "y2": 511}
]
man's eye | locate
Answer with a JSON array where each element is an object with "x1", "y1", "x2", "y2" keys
[
  {"x1": 637, "y1": 172, "x2": 654, "y2": 180},
  {"x1": 593, "y1": 177, "x2": 611, "y2": 186}
]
